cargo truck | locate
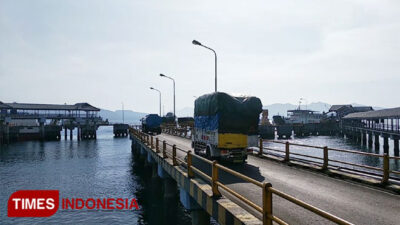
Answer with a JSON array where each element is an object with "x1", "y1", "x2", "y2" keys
[
  {"x1": 192, "y1": 92, "x2": 262, "y2": 163},
  {"x1": 141, "y1": 114, "x2": 162, "y2": 134}
]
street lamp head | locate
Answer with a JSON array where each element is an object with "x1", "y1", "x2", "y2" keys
[
  {"x1": 159, "y1": 73, "x2": 165, "y2": 77},
  {"x1": 192, "y1": 40, "x2": 202, "y2": 46},
  {"x1": 150, "y1": 87, "x2": 154, "y2": 90}
]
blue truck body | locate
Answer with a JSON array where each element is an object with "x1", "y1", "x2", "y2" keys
[{"x1": 141, "y1": 114, "x2": 162, "y2": 134}]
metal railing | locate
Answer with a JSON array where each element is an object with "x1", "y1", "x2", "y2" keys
[
  {"x1": 259, "y1": 139, "x2": 400, "y2": 183},
  {"x1": 130, "y1": 128, "x2": 353, "y2": 225}
]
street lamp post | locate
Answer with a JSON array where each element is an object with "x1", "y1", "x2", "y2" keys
[
  {"x1": 159, "y1": 73, "x2": 176, "y2": 120},
  {"x1": 192, "y1": 40, "x2": 217, "y2": 92},
  {"x1": 150, "y1": 87, "x2": 162, "y2": 116}
]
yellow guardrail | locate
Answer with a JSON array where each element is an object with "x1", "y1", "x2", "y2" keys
[
  {"x1": 260, "y1": 139, "x2": 400, "y2": 184},
  {"x1": 130, "y1": 127, "x2": 353, "y2": 225}
]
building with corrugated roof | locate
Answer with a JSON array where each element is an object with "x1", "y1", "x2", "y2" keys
[{"x1": 329, "y1": 104, "x2": 373, "y2": 118}]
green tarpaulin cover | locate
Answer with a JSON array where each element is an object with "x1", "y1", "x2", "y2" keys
[{"x1": 194, "y1": 92, "x2": 262, "y2": 134}]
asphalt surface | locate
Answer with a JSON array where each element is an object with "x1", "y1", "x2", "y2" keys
[{"x1": 156, "y1": 133, "x2": 400, "y2": 225}]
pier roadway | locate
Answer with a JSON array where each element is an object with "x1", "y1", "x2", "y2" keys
[{"x1": 156, "y1": 133, "x2": 400, "y2": 225}]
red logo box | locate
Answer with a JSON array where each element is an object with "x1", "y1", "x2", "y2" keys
[{"x1": 8, "y1": 190, "x2": 59, "y2": 217}]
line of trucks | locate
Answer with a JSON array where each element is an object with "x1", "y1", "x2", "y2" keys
[{"x1": 141, "y1": 92, "x2": 262, "y2": 163}]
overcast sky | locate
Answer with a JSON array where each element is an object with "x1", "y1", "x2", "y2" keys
[{"x1": 1, "y1": 0, "x2": 399, "y2": 114}]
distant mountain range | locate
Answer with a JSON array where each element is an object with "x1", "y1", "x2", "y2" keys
[
  {"x1": 99, "y1": 102, "x2": 384, "y2": 123},
  {"x1": 99, "y1": 109, "x2": 147, "y2": 124}
]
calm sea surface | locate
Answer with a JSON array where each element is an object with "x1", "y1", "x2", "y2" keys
[
  {"x1": 1, "y1": 127, "x2": 399, "y2": 224},
  {"x1": 0, "y1": 126, "x2": 191, "y2": 225}
]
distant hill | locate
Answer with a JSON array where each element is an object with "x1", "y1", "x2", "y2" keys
[
  {"x1": 99, "y1": 109, "x2": 147, "y2": 124},
  {"x1": 99, "y1": 107, "x2": 193, "y2": 124}
]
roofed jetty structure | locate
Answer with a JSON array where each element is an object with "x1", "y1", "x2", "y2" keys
[
  {"x1": 328, "y1": 104, "x2": 374, "y2": 118},
  {"x1": 0, "y1": 102, "x2": 108, "y2": 144},
  {"x1": 342, "y1": 107, "x2": 400, "y2": 156}
]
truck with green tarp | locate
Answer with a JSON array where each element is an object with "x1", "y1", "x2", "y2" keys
[{"x1": 192, "y1": 92, "x2": 262, "y2": 163}]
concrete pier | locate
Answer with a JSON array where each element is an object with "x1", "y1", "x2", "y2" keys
[
  {"x1": 342, "y1": 108, "x2": 400, "y2": 156},
  {"x1": 0, "y1": 102, "x2": 104, "y2": 145}
]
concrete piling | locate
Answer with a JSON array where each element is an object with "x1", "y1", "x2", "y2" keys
[
  {"x1": 164, "y1": 178, "x2": 177, "y2": 199},
  {"x1": 368, "y1": 132, "x2": 373, "y2": 147},
  {"x1": 374, "y1": 134, "x2": 380, "y2": 149},
  {"x1": 77, "y1": 127, "x2": 81, "y2": 141},
  {"x1": 5, "y1": 124, "x2": 9, "y2": 144},
  {"x1": 394, "y1": 137, "x2": 399, "y2": 156},
  {"x1": 191, "y1": 210, "x2": 210, "y2": 225},
  {"x1": 383, "y1": 136, "x2": 389, "y2": 154},
  {"x1": 361, "y1": 132, "x2": 367, "y2": 146}
]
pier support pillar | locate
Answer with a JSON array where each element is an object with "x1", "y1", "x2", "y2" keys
[
  {"x1": 139, "y1": 146, "x2": 147, "y2": 162},
  {"x1": 147, "y1": 151, "x2": 155, "y2": 164},
  {"x1": 350, "y1": 131, "x2": 355, "y2": 141},
  {"x1": 70, "y1": 128, "x2": 73, "y2": 140},
  {"x1": 77, "y1": 127, "x2": 81, "y2": 141},
  {"x1": 191, "y1": 210, "x2": 210, "y2": 225},
  {"x1": 394, "y1": 137, "x2": 399, "y2": 156},
  {"x1": 158, "y1": 164, "x2": 170, "y2": 179},
  {"x1": 131, "y1": 139, "x2": 136, "y2": 152},
  {"x1": 179, "y1": 188, "x2": 210, "y2": 225},
  {"x1": 39, "y1": 123, "x2": 45, "y2": 141},
  {"x1": 38, "y1": 118, "x2": 46, "y2": 141},
  {"x1": 368, "y1": 132, "x2": 373, "y2": 147},
  {"x1": 383, "y1": 136, "x2": 389, "y2": 154},
  {"x1": 164, "y1": 178, "x2": 177, "y2": 199},
  {"x1": 374, "y1": 134, "x2": 380, "y2": 149},
  {"x1": 361, "y1": 132, "x2": 367, "y2": 146},
  {"x1": 64, "y1": 127, "x2": 67, "y2": 140},
  {"x1": 4, "y1": 123, "x2": 10, "y2": 144},
  {"x1": 151, "y1": 164, "x2": 159, "y2": 179}
]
